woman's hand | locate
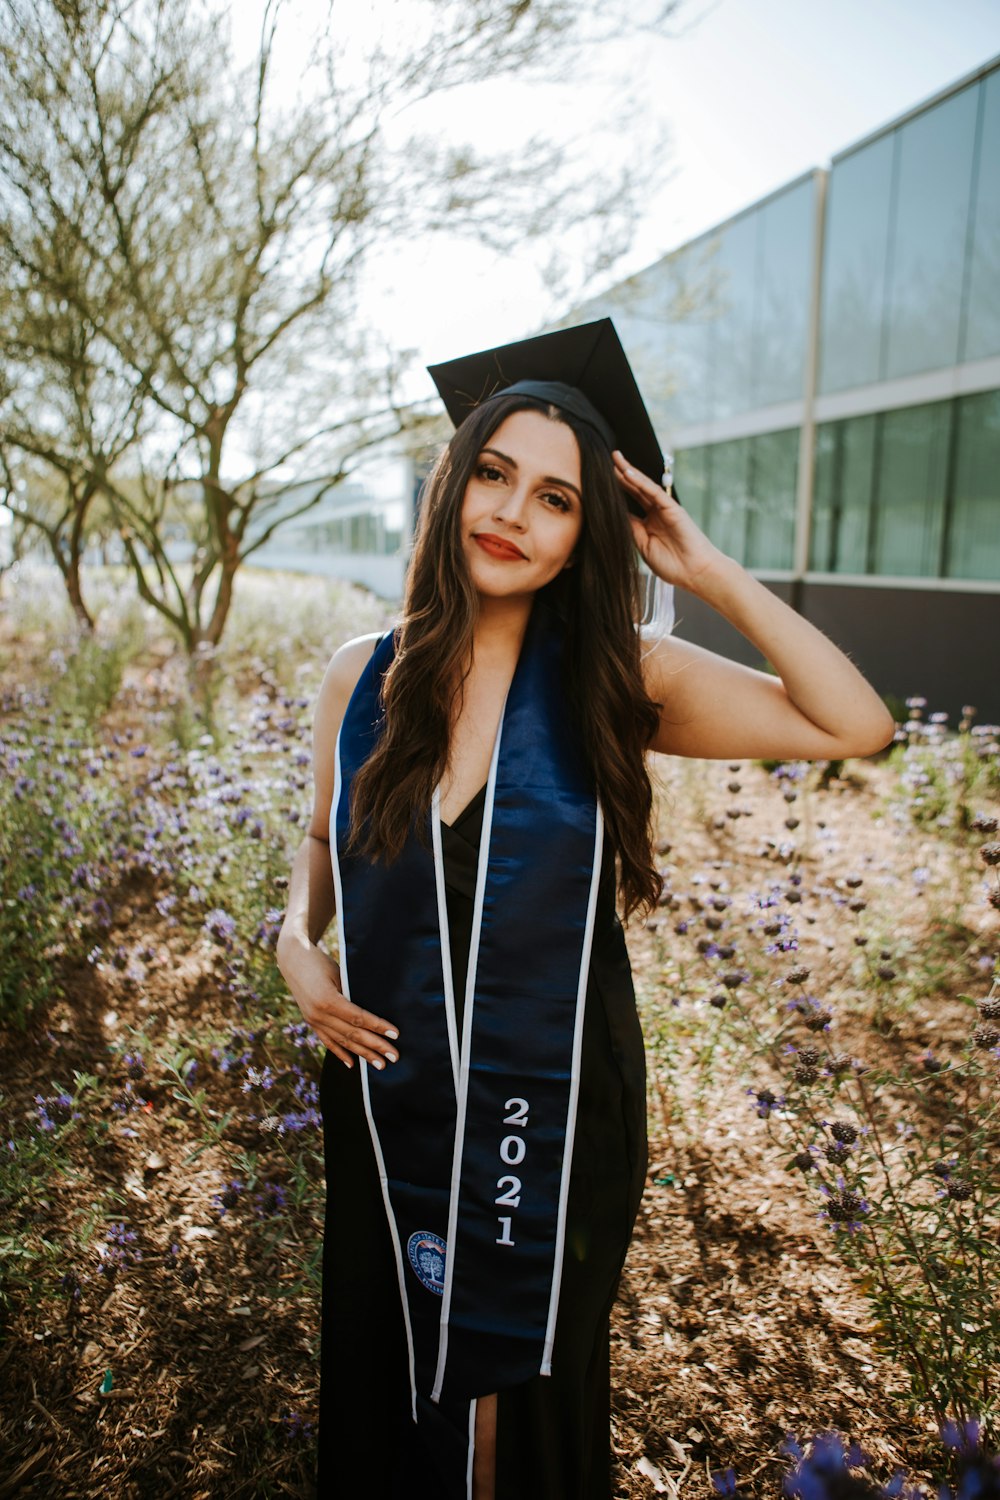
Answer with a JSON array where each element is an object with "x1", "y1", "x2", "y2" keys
[
  {"x1": 613, "y1": 449, "x2": 726, "y2": 593},
  {"x1": 276, "y1": 931, "x2": 400, "y2": 1072}
]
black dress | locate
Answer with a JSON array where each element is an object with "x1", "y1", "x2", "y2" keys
[{"x1": 317, "y1": 785, "x2": 647, "y2": 1499}]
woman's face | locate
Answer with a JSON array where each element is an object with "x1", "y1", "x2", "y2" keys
[{"x1": 459, "y1": 408, "x2": 584, "y2": 601}]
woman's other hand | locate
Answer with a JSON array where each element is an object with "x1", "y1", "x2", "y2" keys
[
  {"x1": 276, "y1": 929, "x2": 400, "y2": 1072},
  {"x1": 613, "y1": 449, "x2": 725, "y2": 592},
  {"x1": 275, "y1": 630, "x2": 400, "y2": 1071}
]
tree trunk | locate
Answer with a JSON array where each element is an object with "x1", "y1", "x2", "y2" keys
[
  {"x1": 61, "y1": 479, "x2": 97, "y2": 631},
  {"x1": 201, "y1": 553, "x2": 238, "y2": 648},
  {"x1": 64, "y1": 551, "x2": 94, "y2": 632}
]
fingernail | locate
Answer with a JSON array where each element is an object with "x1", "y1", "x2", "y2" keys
[
  {"x1": 386, "y1": 1051, "x2": 398, "y2": 1064},
  {"x1": 385, "y1": 1029, "x2": 399, "y2": 1040},
  {"x1": 372, "y1": 1058, "x2": 385, "y2": 1070},
  {"x1": 342, "y1": 1057, "x2": 352, "y2": 1069}
]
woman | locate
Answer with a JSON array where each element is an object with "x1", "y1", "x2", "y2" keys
[{"x1": 276, "y1": 323, "x2": 895, "y2": 1500}]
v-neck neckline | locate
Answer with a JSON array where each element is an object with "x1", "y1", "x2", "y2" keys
[{"x1": 440, "y1": 781, "x2": 488, "y2": 832}]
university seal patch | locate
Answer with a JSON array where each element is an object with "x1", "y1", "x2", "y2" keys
[{"x1": 406, "y1": 1231, "x2": 447, "y2": 1296}]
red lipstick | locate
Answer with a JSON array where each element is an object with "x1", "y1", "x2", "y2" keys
[{"x1": 473, "y1": 533, "x2": 527, "y2": 561}]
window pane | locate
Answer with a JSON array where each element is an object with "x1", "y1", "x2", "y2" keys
[
  {"x1": 577, "y1": 247, "x2": 715, "y2": 431},
  {"x1": 886, "y1": 84, "x2": 979, "y2": 379},
  {"x1": 706, "y1": 214, "x2": 758, "y2": 420},
  {"x1": 818, "y1": 134, "x2": 894, "y2": 394},
  {"x1": 663, "y1": 309, "x2": 713, "y2": 431},
  {"x1": 872, "y1": 403, "x2": 951, "y2": 576},
  {"x1": 745, "y1": 429, "x2": 797, "y2": 569},
  {"x1": 674, "y1": 445, "x2": 709, "y2": 532},
  {"x1": 809, "y1": 415, "x2": 878, "y2": 573},
  {"x1": 838, "y1": 416, "x2": 878, "y2": 572},
  {"x1": 945, "y1": 388, "x2": 1000, "y2": 579},
  {"x1": 965, "y1": 72, "x2": 1000, "y2": 362},
  {"x1": 705, "y1": 438, "x2": 750, "y2": 562},
  {"x1": 755, "y1": 180, "x2": 814, "y2": 409},
  {"x1": 809, "y1": 423, "x2": 838, "y2": 572}
]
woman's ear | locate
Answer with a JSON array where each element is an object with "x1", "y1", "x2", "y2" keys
[{"x1": 562, "y1": 552, "x2": 577, "y2": 570}]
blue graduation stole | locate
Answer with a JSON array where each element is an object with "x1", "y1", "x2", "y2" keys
[{"x1": 330, "y1": 600, "x2": 604, "y2": 1496}]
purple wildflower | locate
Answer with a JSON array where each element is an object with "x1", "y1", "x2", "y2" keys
[
  {"x1": 241, "y1": 1066, "x2": 275, "y2": 1094},
  {"x1": 280, "y1": 1107, "x2": 321, "y2": 1132},
  {"x1": 279, "y1": 1409, "x2": 315, "y2": 1440},
  {"x1": 89, "y1": 896, "x2": 113, "y2": 929},
  {"x1": 98, "y1": 1222, "x2": 142, "y2": 1276},
  {"x1": 711, "y1": 1469, "x2": 742, "y2": 1498},
  {"x1": 204, "y1": 908, "x2": 237, "y2": 945},
  {"x1": 780, "y1": 1430, "x2": 891, "y2": 1500},
  {"x1": 254, "y1": 907, "x2": 285, "y2": 949},
  {"x1": 60, "y1": 1269, "x2": 84, "y2": 1301},
  {"x1": 817, "y1": 1176, "x2": 871, "y2": 1235},
  {"x1": 34, "y1": 1091, "x2": 77, "y2": 1131},
  {"x1": 937, "y1": 1418, "x2": 1000, "y2": 1500},
  {"x1": 282, "y1": 1021, "x2": 319, "y2": 1053},
  {"x1": 747, "y1": 1085, "x2": 784, "y2": 1119},
  {"x1": 253, "y1": 1182, "x2": 289, "y2": 1217},
  {"x1": 212, "y1": 1179, "x2": 244, "y2": 1217}
]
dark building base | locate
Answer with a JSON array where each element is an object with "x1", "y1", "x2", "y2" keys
[{"x1": 672, "y1": 579, "x2": 1000, "y2": 729}]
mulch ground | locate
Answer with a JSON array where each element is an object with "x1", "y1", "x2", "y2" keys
[{"x1": 1, "y1": 632, "x2": 997, "y2": 1498}]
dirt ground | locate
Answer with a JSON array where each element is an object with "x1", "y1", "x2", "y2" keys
[{"x1": 2, "y1": 631, "x2": 997, "y2": 1499}]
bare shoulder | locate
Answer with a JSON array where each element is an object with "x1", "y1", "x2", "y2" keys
[
  {"x1": 638, "y1": 629, "x2": 716, "y2": 698},
  {"x1": 314, "y1": 632, "x2": 385, "y2": 736},
  {"x1": 308, "y1": 632, "x2": 385, "y2": 840},
  {"x1": 319, "y1": 631, "x2": 385, "y2": 700},
  {"x1": 638, "y1": 630, "x2": 784, "y2": 758}
]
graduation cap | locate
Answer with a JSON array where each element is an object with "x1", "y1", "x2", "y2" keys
[
  {"x1": 426, "y1": 317, "x2": 679, "y2": 513},
  {"x1": 426, "y1": 316, "x2": 680, "y2": 634}
]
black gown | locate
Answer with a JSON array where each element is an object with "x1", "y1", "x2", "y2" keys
[{"x1": 317, "y1": 785, "x2": 647, "y2": 1499}]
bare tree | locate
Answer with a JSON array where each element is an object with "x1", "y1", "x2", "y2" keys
[
  {"x1": 0, "y1": 243, "x2": 150, "y2": 625},
  {"x1": 0, "y1": 0, "x2": 680, "y2": 650}
]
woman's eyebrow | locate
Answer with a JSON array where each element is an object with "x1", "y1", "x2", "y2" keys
[{"x1": 480, "y1": 447, "x2": 581, "y2": 502}]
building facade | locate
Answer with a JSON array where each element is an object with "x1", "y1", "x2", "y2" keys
[
  {"x1": 245, "y1": 55, "x2": 999, "y2": 719},
  {"x1": 566, "y1": 52, "x2": 1000, "y2": 721},
  {"x1": 243, "y1": 455, "x2": 417, "y2": 599}
]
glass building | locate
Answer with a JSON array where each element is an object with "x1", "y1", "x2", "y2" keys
[
  {"x1": 244, "y1": 454, "x2": 417, "y2": 598},
  {"x1": 564, "y1": 52, "x2": 1000, "y2": 721}
]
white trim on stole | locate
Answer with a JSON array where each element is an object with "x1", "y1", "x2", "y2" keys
[
  {"x1": 330, "y1": 724, "x2": 420, "y2": 1422},
  {"x1": 430, "y1": 706, "x2": 604, "y2": 1400},
  {"x1": 431, "y1": 786, "x2": 461, "y2": 1093},
  {"x1": 431, "y1": 701, "x2": 507, "y2": 1403},
  {"x1": 540, "y1": 803, "x2": 604, "y2": 1374}
]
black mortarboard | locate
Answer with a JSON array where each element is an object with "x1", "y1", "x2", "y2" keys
[{"x1": 426, "y1": 318, "x2": 679, "y2": 515}]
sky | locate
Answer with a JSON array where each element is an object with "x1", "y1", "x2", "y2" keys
[
  {"x1": 344, "y1": 0, "x2": 1000, "y2": 389},
  {"x1": 3, "y1": 0, "x2": 997, "y2": 535}
]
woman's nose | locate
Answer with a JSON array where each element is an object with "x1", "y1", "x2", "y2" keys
[{"x1": 492, "y1": 484, "x2": 528, "y2": 528}]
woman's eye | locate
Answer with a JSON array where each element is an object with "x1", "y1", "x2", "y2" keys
[
  {"x1": 477, "y1": 463, "x2": 503, "y2": 481},
  {"x1": 543, "y1": 492, "x2": 571, "y2": 512}
]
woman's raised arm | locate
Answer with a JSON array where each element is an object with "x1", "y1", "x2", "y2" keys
[
  {"x1": 613, "y1": 450, "x2": 897, "y2": 763},
  {"x1": 640, "y1": 565, "x2": 896, "y2": 761}
]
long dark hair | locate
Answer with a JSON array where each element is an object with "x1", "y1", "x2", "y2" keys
[{"x1": 348, "y1": 393, "x2": 663, "y2": 921}]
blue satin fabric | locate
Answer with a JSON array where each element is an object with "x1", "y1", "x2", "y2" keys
[{"x1": 333, "y1": 600, "x2": 601, "y2": 1495}]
